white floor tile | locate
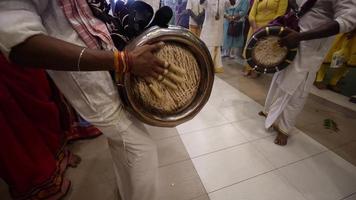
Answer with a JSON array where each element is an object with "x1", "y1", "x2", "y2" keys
[
  {"x1": 310, "y1": 86, "x2": 356, "y2": 112},
  {"x1": 279, "y1": 151, "x2": 356, "y2": 200},
  {"x1": 251, "y1": 130, "x2": 328, "y2": 168},
  {"x1": 209, "y1": 171, "x2": 306, "y2": 200},
  {"x1": 208, "y1": 92, "x2": 251, "y2": 108},
  {"x1": 144, "y1": 125, "x2": 179, "y2": 140},
  {"x1": 158, "y1": 160, "x2": 206, "y2": 200},
  {"x1": 232, "y1": 117, "x2": 274, "y2": 141},
  {"x1": 180, "y1": 124, "x2": 247, "y2": 158},
  {"x1": 176, "y1": 105, "x2": 229, "y2": 134},
  {"x1": 192, "y1": 143, "x2": 274, "y2": 192},
  {"x1": 218, "y1": 101, "x2": 263, "y2": 122}
]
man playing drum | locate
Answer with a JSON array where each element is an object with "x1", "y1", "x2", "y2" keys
[
  {"x1": 260, "y1": 0, "x2": 356, "y2": 146},
  {"x1": 0, "y1": 1, "x2": 177, "y2": 199}
]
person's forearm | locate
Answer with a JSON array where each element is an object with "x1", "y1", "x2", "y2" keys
[
  {"x1": 9, "y1": 34, "x2": 115, "y2": 71},
  {"x1": 299, "y1": 21, "x2": 340, "y2": 41}
]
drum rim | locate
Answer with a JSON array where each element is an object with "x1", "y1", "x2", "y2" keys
[
  {"x1": 245, "y1": 25, "x2": 298, "y2": 74},
  {"x1": 118, "y1": 25, "x2": 215, "y2": 127}
]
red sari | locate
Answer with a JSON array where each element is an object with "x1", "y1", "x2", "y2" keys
[{"x1": 0, "y1": 55, "x2": 100, "y2": 200}]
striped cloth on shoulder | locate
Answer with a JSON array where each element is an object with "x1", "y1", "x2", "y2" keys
[{"x1": 58, "y1": 0, "x2": 115, "y2": 49}]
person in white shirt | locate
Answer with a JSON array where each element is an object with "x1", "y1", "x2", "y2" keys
[
  {"x1": 260, "y1": 0, "x2": 356, "y2": 146},
  {"x1": 0, "y1": 1, "x2": 168, "y2": 200},
  {"x1": 200, "y1": 0, "x2": 226, "y2": 73},
  {"x1": 186, "y1": 0, "x2": 204, "y2": 36}
]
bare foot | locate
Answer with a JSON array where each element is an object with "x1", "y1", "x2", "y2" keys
[
  {"x1": 243, "y1": 69, "x2": 251, "y2": 77},
  {"x1": 68, "y1": 154, "x2": 82, "y2": 168},
  {"x1": 258, "y1": 111, "x2": 267, "y2": 118},
  {"x1": 249, "y1": 71, "x2": 261, "y2": 79},
  {"x1": 274, "y1": 132, "x2": 288, "y2": 146}
]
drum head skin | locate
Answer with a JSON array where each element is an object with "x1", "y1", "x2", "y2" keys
[
  {"x1": 117, "y1": 26, "x2": 214, "y2": 127},
  {"x1": 245, "y1": 26, "x2": 298, "y2": 74}
]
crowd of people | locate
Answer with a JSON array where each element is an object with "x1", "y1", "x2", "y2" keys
[
  {"x1": 0, "y1": 0, "x2": 355, "y2": 200},
  {"x1": 172, "y1": 0, "x2": 355, "y2": 146},
  {"x1": 172, "y1": 0, "x2": 356, "y2": 89}
]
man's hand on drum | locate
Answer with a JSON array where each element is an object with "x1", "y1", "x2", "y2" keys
[
  {"x1": 279, "y1": 29, "x2": 301, "y2": 49},
  {"x1": 128, "y1": 42, "x2": 186, "y2": 90},
  {"x1": 129, "y1": 42, "x2": 166, "y2": 78}
]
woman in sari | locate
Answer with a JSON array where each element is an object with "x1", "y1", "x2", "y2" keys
[
  {"x1": 223, "y1": 0, "x2": 250, "y2": 58},
  {"x1": 243, "y1": 0, "x2": 288, "y2": 78},
  {"x1": 0, "y1": 54, "x2": 100, "y2": 200}
]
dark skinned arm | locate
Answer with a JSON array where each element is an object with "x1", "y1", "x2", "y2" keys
[
  {"x1": 10, "y1": 34, "x2": 114, "y2": 71},
  {"x1": 9, "y1": 34, "x2": 166, "y2": 78},
  {"x1": 280, "y1": 21, "x2": 340, "y2": 48}
]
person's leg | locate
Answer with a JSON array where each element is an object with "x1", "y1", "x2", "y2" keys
[
  {"x1": 262, "y1": 73, "x2": 283, "y2": 117},
  {"x1": 314, "y1": 63, "x2": 328, "y2": 89},
  {"x1": 275, "y1": 89, "x2": 308, "y2": 146},
  {"x1": 189, "y1": 25, "x2": 201, "y2": 37},
  {"x1": 230, "y1": 48, "x2": 237, "y2": 58},
  {"x1": 215, "y1": 46, "x2": 224, "y2": 73},
  {"x1": 101, "y1": 118, "x2": 158, "y2": 200},
  {"x1": 196, "y1": 27, "x2": 202, "y2": 37},
  {"x1": 208, "y1": 46, "x2": 224, "y2": 73},
  {"x1": 264, "y1": 90, "x2": 291, "y2": 146},
  {"x1": 47, "y1": 71, "x2": 158, "y2": 200},
  {"x1": 328, "y1": 66, "x2": 348, "y2": 93},
  {"x1": 273, "y1": 76, "x2": 311, "y2": 146}
]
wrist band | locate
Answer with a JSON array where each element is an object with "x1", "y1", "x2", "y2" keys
[
  {"x1": 77, "y1": 48, "x2": 86, "y2": 71},
  {"x1": 113, "y1": 49, "x2": 132, "y2": 76},
  {"x1": 125, "y1": 50, "x2": 133, "y2": 72}
]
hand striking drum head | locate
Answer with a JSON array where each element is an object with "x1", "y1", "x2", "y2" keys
[
  {"x1": 117, "y1": 26, "x2": 214, "y2": 127},
  {"x1": 245, "y1": 26, "x2": 298, "y2": 73}
]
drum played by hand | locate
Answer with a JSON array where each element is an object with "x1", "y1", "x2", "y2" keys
[
  {"x1": 245, "y1": 26, "x2": 298, "y2": 74},
  {"x1": 117, "y1": 26, "x2": 215, "y2": 127}
]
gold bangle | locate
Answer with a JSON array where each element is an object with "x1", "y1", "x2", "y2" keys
[
  {"x1": 77, "y1": 47, "x2": 86, "y2": 71},
  {"x1": 114, "y1": 50, "x2": 120, "y2": 72},
  {"x1": 121, "y1": 51, "x2": 128, "y2": 73}
]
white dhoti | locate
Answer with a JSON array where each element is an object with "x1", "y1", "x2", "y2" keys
[
  {"x1": 263, "y1": 36, "x2": 333, "y2": 135},
  {"x1": 263, "y1": 69, "x2": 316, "y2": 134},
  {"x1": 48, "y1": 71, "x2": 158, "y2": 200}
]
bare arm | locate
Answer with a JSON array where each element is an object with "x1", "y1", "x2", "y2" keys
[
  {"x1": 9, "y1": 34, "x2": 166, "y2": 78},
  {"x1": 10, "y1": 34, "x2": 114, "y2": 71},
  {"x1": 299, "y1": 21, "x2": 340, "y2": 41},
  {"x1": 280, "y1": 21, "x2": 340, "y2": 48}
]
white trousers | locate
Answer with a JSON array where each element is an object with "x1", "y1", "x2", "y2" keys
[
  {"x1": 263, "y1": 72, "x2": 314, "y2": 135},
  {"x1": 102, "y1": 118, "x2": 158, "y2": 200},
  {"x1": 47, "y1": 71, "x2": 158, "y2": 200}
]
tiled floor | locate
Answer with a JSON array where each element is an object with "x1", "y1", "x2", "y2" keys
[{"x1": 1, "y1": 59, "x2": 356, "y2": 200}]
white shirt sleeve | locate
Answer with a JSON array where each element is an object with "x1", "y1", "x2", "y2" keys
[
  {"x1": 0, "y1": 0, "x2": 48, "y2": 58},
  {"x1": 333, "y1": 0, "x2": 356, "y2": 33}
]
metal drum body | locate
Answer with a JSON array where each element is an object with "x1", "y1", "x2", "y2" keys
[
  {"x1": 117, "y1": 26, "x2": 214, "y2": 127},
  {"x1": 245, "y1": 26, "x2": 298, "y2": 74}
]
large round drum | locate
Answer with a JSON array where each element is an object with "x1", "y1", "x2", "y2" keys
[
  {"x1": 245, "y1": 26, "x2": 298, "y2": 73},
  {"x1": 117, "y1": 26, "x2": 214, "y2": 127}
]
